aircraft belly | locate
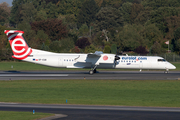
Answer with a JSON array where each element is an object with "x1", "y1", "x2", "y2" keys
[{"x1": 98, "y1": 63, "x2": 114, "y2": 69}]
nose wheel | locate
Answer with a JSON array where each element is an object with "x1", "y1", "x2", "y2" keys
[{"x1": 164, "y1": 69, "x2": 169, "y2": 74}]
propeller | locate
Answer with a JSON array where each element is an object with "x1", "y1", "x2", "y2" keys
[
  {"x1": 115, "y1": 55, "x2": 120, "y2": 61},
  {"x1": 114, "y1": 55, "x2": 120, "y2": 66},
  {"x1": 114, "y1": 47, "x2": 120, "y2": 67}
]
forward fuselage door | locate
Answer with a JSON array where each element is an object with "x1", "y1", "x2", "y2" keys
[
  {"x1": 58, "y1": 57, "x2": 63, "y2": 67},
  {"x1": 139, "y1": 61, "x2": 143, "y2": 68}
]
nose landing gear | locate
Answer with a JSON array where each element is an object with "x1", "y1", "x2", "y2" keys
[{"x1": 164, "y1": 68, "x2": 169, "y2": 74}]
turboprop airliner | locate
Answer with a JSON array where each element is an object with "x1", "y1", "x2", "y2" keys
[{"x1": 5, "y1": 30, "x2": 176, "y2": 74}]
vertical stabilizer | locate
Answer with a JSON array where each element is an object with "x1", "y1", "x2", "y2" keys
[{"x1": 4, "y1": 30, "x2": 32, "y2": 60}]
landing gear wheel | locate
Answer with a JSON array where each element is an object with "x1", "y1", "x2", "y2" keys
[
  {"x1": 164, "y1": 69, "x2": 169, "y2": 74},
  {"x1": 89, "y1": 70, "x2": 94, "y2": 75},
  {"x1": 89, "y1": 65, "x2": 97, "y2": 75}
]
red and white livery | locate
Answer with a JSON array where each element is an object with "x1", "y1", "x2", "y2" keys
[
  {"x1": 5, "y1": 30, "x2": 32, "y2": 60},
  {"x1": 5, "y1": 30, "x2": 176, "y2": 74}
]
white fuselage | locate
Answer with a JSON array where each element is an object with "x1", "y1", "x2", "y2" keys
[{"x1": 23, "y1": 49, "x2": 176, "y2": 70}]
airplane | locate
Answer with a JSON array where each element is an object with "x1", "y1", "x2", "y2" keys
[{"x1": 4, "y1": 30, "x2": 176, "y2": 74}]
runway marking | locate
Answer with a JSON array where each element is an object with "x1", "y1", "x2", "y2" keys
[
  {"x1": 0, "y1": 74, "x2": 69, "y2": 77},
  {"x1": 1, "y1": 103, "x2": 180, "y2": 112}
]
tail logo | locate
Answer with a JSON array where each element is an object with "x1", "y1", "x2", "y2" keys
[
  {"x1": 5, "y1": 30, "x2": 32, "y2": 60},
  {"x1": 12, "y1": 38, "x2": 26, "y2": 53}
]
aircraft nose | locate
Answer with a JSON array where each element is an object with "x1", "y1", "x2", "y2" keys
[{"x1": 168, "y1": 63, "x2": 176, "y2": 69}]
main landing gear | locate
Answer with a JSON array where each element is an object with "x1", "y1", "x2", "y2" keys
[{"x1": 89, "y1": 65, "x2": 97, "y2": 75}]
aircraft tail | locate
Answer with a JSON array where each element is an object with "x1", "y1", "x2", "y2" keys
[{"x1": 4, "y1": 30, "x2": 32, "y2": 60}]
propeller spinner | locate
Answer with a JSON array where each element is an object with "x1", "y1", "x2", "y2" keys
[{"x1": 115, "y1": 55, "x2": 120, "y2": 61}]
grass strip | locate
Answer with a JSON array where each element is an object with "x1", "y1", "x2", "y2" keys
[
  {"x1": 0, "y1": 111, "x2": 53, "y2": 120},
  {"x1": 0, "y1": 61, "x2": 179, "y2": 71},
  {"x1": 0, "y1": 80, "x2": 180, "y2": 107}
]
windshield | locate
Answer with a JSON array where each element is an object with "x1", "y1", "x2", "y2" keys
[{"x1": 158, "y1": 59, "x2": 166, "y2": 62}]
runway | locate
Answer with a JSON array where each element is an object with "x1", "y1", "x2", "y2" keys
[
  {"x1": 1, "y1": 70, "x2": 180, "y2": 119},
  {"x1": 1, "y1": 103, "x2": 180, "y2": 120},
  {"x1": 0, "y1": 70, "x2": 180, "y2": 80}
]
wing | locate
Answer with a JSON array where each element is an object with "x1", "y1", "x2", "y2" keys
[{"x1": 87, "y1": 51, "x2": 103, "y2": 57}]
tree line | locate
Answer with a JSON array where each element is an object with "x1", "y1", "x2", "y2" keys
[{"x1": 1, "y1": 0, "x2": 180, "y2": 61}]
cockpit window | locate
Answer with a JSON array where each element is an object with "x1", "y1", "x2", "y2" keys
[{"x1": 158, "y1": 59, "x2": 166, "y2": 62}]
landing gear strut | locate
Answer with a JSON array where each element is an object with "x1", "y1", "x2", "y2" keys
[
  {"x1": 93, "y1": 69, "x2": 97, "y2": 73},
  {"x1": 164, "y1": 68, "x2": 169, "y2": 74},
  {"x1": 89, "y1": 65, "x2": 97, "y2": 75}
]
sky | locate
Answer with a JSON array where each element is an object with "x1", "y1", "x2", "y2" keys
[{"x1": 0, "y1": 0, "x2": 13, "y2": 6}]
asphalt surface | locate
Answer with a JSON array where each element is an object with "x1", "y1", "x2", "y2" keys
[
  {"x1": 1, "y1": 103, "x2": 180, "y2": 120},
  {"x1": 1, "y1": 70, "x2": 180, "y2": 119},
  {"x1": 0, "y1": 70, "x2": 180, "y2": 80}
]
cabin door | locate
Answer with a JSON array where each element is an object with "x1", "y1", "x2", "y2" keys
[
  {"x1": 58, "y1": 58, "x2": 63, "y2": 66},
  {"x1": 139, "y1": 61, "x2": 143, "y2": 68}
]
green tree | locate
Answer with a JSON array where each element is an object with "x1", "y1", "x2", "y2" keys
[
  {"x1": 0, "y1": 2, "x2": 10, "y2": 26},
  {"x1": 142, "y1": 0, "x2": 180, "y2": 9},
  {"x1": 95, "y1": 7, "x2": 123, "y2": 31},
  {"x1": 41, "y1": 42, "x2": 49, "y2": 51},
  {"x1": 77, "y1": 0, "x2": 99, "y2": 28},
  {"x1": 142, "y1": 24, "x2": 163, "y2": 48},
  {"x1": 10, "y1": 0, "x2": 25, "y2": 24},
  {"x1": 84, "y1": 44, "x2": 102, "y2": 53},
  {"x1": 119, "y1": 2, "x2": 132, "y2": 24},
  {"x1": 174, "y1": 27, "x2": 180, "y2": 40},
  {"x1": 147, "y1": 7, "x2": 178, "y2": 36},
  {"x1": 49, "y1": 41, "x2": 61, "y2": 52},
  {"x1": 103, "y1": 0, "x2": 123, "y2": 8},
  {"x1": 93, "y1": 31, "x2": 105, "y2": 46},
  {"x1": 103, "y1": 45, "x2": 111, "y2": 53},
  {"x1": 78, "y1": 23, "x2": 89, "y2": 36},
  {"x1": 173, "y1": 27, "x2": 180, "y2": 53},
  {"x1": 60, "y1": 38, "x2": 75, "y2": 52},
  {"x1": 130, "y1": 3, "x2": 144, "y2": 24},
  {"x1": 57, "y1": 0, "x2": 82, "y2": 17},
  {"x1": 45, "y1": 2, "x2": 58, "y2": 18},
  {"x1": 18, "y1": 21, "x2": 31, "y2": 32},
  {"x1": 20, "y1": 3, "x2": 37, "y2": 23},
  {"x1": 10, "y1": 0, "x2": 58, "y2": 24},
  {"x1": 165, "y1": 16, "x2": 180, "y2": 40},
  {"x1": 174, "y1": 39, "x2": 180, "y2": 54},
  {"x1": 134, "y1": 7, "x2": 152, "y2": 25},
  {"x1": 150, "y1": 41, "x2": 163, "y2": 54},
  {"x1": 116, "y1": 24, "x2": 144, "y2": 51},
  {"x1": 36, "y1": 30, "x2": 50, "y2": 44},
  {"x1": 111, "y1": 44, "x2": 117, "y2": 54},
  {"x1": 35, "y1": 10, "x2": 47, "y2": 21},
  {"x1": 31, "y1": 19, "x2": 68, "y2": 41}
]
